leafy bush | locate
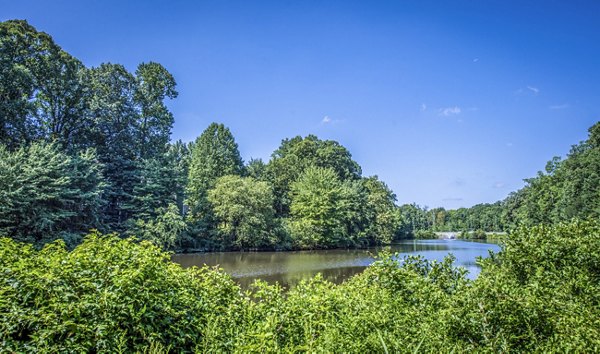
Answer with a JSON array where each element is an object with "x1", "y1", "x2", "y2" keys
[
  {"x1": 1, "y1": 220, "x2": 599, "y2": 352},
  {"x1": 414, "y1": 229, "x2": 437, "y2": 239},
  {"x1": 0, "y1": 233, "x2": 244, "y2": 352}
]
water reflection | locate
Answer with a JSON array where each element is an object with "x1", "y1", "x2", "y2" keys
[{"x1": 172, "y1": 239, "x2": 501, "y2": 289}]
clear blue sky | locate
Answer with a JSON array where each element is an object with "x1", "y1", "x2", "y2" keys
[{"x1": 3, "y1": 0, "x2": 599, "y2": 209}]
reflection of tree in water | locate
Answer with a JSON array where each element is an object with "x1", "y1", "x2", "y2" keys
[
  {"x1": 172, "y1": 240, "x2": 500, "y2": 289},
  {"x1": 236, "y1": 266, "x2": 368, "y2": 290}
]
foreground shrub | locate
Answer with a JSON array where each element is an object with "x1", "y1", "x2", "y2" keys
[
  {"x1": 0, "y1": 232, "x2": 245, "y2": 352},
  {"x1": 1, "y1": 220, "x2": 599, "y2": 352},
  {"x1": 447, "y1": 220, "x2": 600, "y2": 352}
]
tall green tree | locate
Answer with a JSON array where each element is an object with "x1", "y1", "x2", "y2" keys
[
  {"x1": 0, "y1": 20, "x2": 88, "y2": 150},
  {"x1": 130, "y1": 141, "x2": 191, "y2": 221},
  {"x1": 361, "y1": 176, "x2": 401, "y2": 244},
  {"x1": 186, "y1": 123, "x2": 244, "y2": 227},
  {"x1": 86, "y1": 63, "x2": 140, "y2": 230},
  {"x1": 287, "y1": 166, "x2": 365, "y2": 249},
  {"x1": 207, "y1": 175, "x2": 279, "y2": 250},
  {"x1": 134, "y1": 62, "x2": 178, "y2": 159},
  {"x1": 266, "y1": 135, "x2": 362, "y2": 215},
  {"x1": 84, "y1": 62, "x2": 178, "y2": 230}
]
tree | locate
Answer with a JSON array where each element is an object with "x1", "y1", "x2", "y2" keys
[
  {"x1": 266, "y1": 135, "x2": 362, "y2": 215},
  {"x1": 361, "y1": 176, "x2": 401, "y2": 244},
  {"x1": 86, "y1": 63, "x2": 140, "y2": 230},
  {"x1": 131, "y1": 204, "x2": 187, "y2": 250},
  {"x1": 207, "y1": 175, "x2": 279, "y2": 250},
  {"x1": 0, "y1": 143, "x2": 104, "y2": 247},
  {"x1": 84, "y1": 62, "x2": 178, "y2": 230},
  {"x1": 134, "y1": 62, "x2": 178, "y2": 159},
  {"x1": 246, "y1": 158, "x2": 267, "y2": 180},
  {"x1": 287, "y1": 166, "x2": 364, "y2": 249},
  {"x1": 186, "y1": 123, "x2": 244, "y2": 225},
  {"x1": 130, "y1": 141, "x2": 191, "y2": 221},
  {"x1": 0, "y1": 20, "x2": 88, "y2": 150},
  {"x1": 500, "y1": 122, "x2": 600, "y2": 228}
]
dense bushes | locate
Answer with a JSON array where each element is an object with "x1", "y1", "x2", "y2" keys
[
  {"x1": 0, "y1": 233, "x2": 244, "y2": 352},
  {"x1": 2, "y1": 220, "x2": 598, "y2": 352}
]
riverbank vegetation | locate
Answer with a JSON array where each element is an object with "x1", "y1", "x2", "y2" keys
[
  {"x1": 1, "y1": 220, "x2": 599, "y2": 352},
  {"x1": 0, "y1": 20, "x2": 406, "y2": 251},
  {"x1": 4, "y1": 20, "x2": 599, "y2": 252},
  {"x1": 399, "y1": 120, "x2": 600, "y2": 236}
]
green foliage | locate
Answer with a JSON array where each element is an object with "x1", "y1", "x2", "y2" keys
[
  {"x1": 447, "y1": 220, "x2": 600, "y2": 352},
  {"x1": 130, "y1": 141, "x2": 190, "y2": 221},
  {"x1": 0, "y1": 233, "x2": 244, "y2": 352},
  {"x1": 245, "y1": 157, "x2": 267, "y2": 180},
  {"x1": 397, "y1": 203, "x2": 431, "y2": 237},
  {"x1": 207, "y1": 175, "x2": 280, "y2": 250},
  {"x1": 288, "y1": 166, "x2": 366, "y2": 249},
  {"x1": 130, "y1": 204, "x2": 187, "y2": 250},
  {"x1": 86, "y1": 61, "x2": 178, "y2": 230},
  {"x1": 186, "y1": 123, "x2": 243, "y2": 228},
  {"x1": 501, "y1": 124, "x2": 600, "y2": 229},
  {"x1": 414, "y1": 229, "x2": 437, "y2": 239},
  {"x1": 469, "y1": 229, "x2": 487, "y2": 239},
  {"x1": 4, "y1": 221, "x2": 598, "y2": 352},
  {"x1": 0, "y1": 143, "x2": 104, "y2": 247},
  {"x1": 361, "y1": 176, "x2": 402, "y2": 244},
  {"x1": 134, "y1": 62, "x2": 178, "y2": 159},
  {"x1": 0, "y1": 19, "x2": 87, "y2": 150},
  {"x1": 266, "y1": 134, "x2": 362, "y2": 215}
]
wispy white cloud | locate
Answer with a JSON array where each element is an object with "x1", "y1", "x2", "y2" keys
[
  {"x1": 506, "y1": 142, "x2": 513, "y2": 147},
  {"x1": 549, "y1": 103, "x2": 569, "y2": 110},
  {"x1": 515, "y1": 86, "x2": 540, "y2": 96},
  {"x1": 439, "y1": 106, "x2": 461, "y2": 116},
  {"x1": 321, "y1": 115, "x2": 331, "y2": 124},
  {"x1": 493, "y1": 182, "x2": 505, "y2": 189},
  {"x1": 420, "y1": 103, "x2": 427, "y2": 112}
]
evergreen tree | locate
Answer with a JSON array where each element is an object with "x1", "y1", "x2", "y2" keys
[
  {"x1": 186, "y1": 123, "x2": 243, "y2": 229},
  {"x1": 130, "y1": 141, "x2": 190, "y2": 221},
  {"x1": 86, "y1": 63, "x2": 140, "y2": 230},
  {"x1": 0, "y1": 143, "x2": 104, "y2": 247}
]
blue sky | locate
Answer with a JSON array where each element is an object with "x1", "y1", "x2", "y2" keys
[{"x1": 3, "y1": 0, "x2": 599, "y2": 209}]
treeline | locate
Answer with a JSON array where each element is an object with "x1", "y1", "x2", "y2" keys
[
  {"x1": 2, "y1": 220, "x2": 599, "y2": 352},
  {"x1": 400, "y1": 121, "x2": 600, "y2": 235},
  {"x1": 0, "y1": 20, "x2": 402, "y2": 251},
  {"x1": 2, "y1": 20, "x2": 599, "y2": 249}
]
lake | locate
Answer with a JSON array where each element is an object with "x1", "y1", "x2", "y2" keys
[{"x1": 172, "y1": 239, "x2": 501, "y2": 289}]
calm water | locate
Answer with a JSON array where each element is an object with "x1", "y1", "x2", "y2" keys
[{"x1": 172, "y1": 239, "x2": 501, "y2": 289}]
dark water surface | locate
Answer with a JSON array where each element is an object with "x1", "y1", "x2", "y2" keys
[{"x1": 172, "y1": 239, "x2": 501, "y2": 289}]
